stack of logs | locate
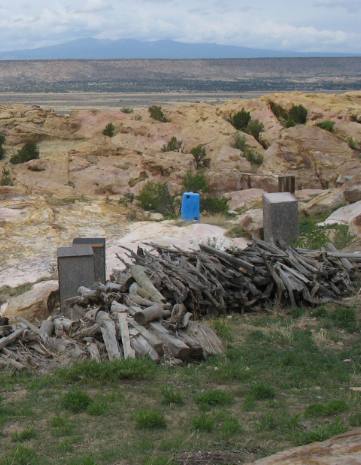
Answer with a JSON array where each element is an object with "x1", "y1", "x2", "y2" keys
[
  {"x1": 1, "y1": 240, "x2": 360, "y2": 371},
  {"x1": 116, "y1": 239, "x2": 361, "y2": 315}
]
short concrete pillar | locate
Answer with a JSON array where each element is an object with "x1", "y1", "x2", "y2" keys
[
  {"x1": 73, "y1": 238, "x2": 106, "y2": 283},
  {"x1": 278, "y1": 175, "x2": 296, "y2": 194},
  {"x1": 57, "y1": 245, "x2": 95, "y2": 309},
  {"x1": 263, "y1": 192, "x2": 298, "y2": 245}
]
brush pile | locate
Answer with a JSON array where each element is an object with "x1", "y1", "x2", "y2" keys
[{"x1": 0, "y1": 240, "x2": 360, "y2": 371}]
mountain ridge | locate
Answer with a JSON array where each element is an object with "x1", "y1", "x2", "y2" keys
[{"x1": 0, "y1": 38, "x2": 358, "y2": 60}]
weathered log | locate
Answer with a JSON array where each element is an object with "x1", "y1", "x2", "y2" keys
[
  {"x1": 134, "y1": 304, "x2": 171, "y2": 325},
  {"x1": 127, "y1": 318, "x2": 164, "y2": 355},
  {"x1": 149, "y1": 322, "x2": 191, "y2": 360},
  {"x1": 117, "y1": 312, "x2": 135, "y2": 359},
  {"x1": 186, "y1": 322, "x2": 223, "y2": 356},
  {"x1": 130, "y1": 265, "x2": 165, "y2": 303},
  {"x1": 96, "y1": 311, "x2": 122, "y2": 360},
  {"x1": 129, "y1": 330, "x2": 160, "y2": 362},
  {"x1": 0, "y1": 325, "x2": 26, "y2": 351},
  {"x1": 87, "y1": 342, "x2": 101, "y2": 362}
]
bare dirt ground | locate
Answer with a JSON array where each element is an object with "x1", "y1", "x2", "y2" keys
[{"x1": 0, "y1": 91, "x2": 271, "y2": 113}]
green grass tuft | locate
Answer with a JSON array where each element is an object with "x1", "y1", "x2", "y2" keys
[
  {"x1": 11, "y1": 428, "x2": 37, "y2": 443},
  {"x1": 304, "y1": 400, "x2": 349, "y2": 418},
  {"x1": 57, "y1": 358, "x2": 156, "y2": 384},
  {"x1": 61, "y1": 389, "x2": 92, "y2": 413},
  {"x1": 192, "y1": 413, "x2": 215, "y2": 432},
  {"x1": 161, "y1": 386, "x2": 184, "y2": 406},
  {"x1": 295, "y1": 420, "x2": 346, "y2": 445},
  {"x1": 0, "y1": 446, "x2": 38, "y2": 465},
  {"x1": 249, "y1": 383, "x2": 276, "y2": 401},
  {"x1": 195, "y1": 389, "x2": 234, "y2": 408},
  {"x1": 134, "y1": 409, "x2": 167, "y2": 430}
]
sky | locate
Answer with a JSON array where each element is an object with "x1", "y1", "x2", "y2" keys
[{"x1": 0, "y1": 0, "x2": 360, "y2": 53}]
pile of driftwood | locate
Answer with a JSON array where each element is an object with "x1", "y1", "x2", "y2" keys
[
  {"x1": 116, "y1": 239, "x2": 361, "y2": 315},
  {"x1": 1, "y1": 240, "x2": 360, "y2": 371},
  {"x1": 0, "y1": 263, "x2": 225, "y2": 371}
]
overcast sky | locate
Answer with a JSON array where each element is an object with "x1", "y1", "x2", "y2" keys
[{"x1": 0, "y1": 0, "x2": 360, "y2": 53}]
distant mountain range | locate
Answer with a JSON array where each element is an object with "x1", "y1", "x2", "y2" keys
[{"x1": 0, "y1": 38, "x2": 358, "y2": 60}]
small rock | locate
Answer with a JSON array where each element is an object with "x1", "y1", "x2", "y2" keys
[
  {"x1": 344, "y1": 185, "x2": 361, "y2": 204},
  {"x1": 26, "y1": 159, "x2": 47, "y2": 172}
]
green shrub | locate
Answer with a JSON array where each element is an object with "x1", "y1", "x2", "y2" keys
[
  {"x1": 161, "y1": 136, "x2": 183, "y2": 152},
  {"x1": 288, "y1": 105, "x2": 308, "y2": 125},
  {"x1": 269, "y1": 101, "x2": 289, "y2": 123},
  {"x1": 0, "y1": 133, "x2": 5, "y2": 160},
  {"x1": 317, "y1": 120, "x2": 335, "y2": 132},
  {"x1": 121, "y1": 107, "x2": 133, "y2": 114},
  {"x1": 304, "y1": 400, "x2": 348, "y2": 418},
  {"x1": 195, "y1": 389, "x2": 233, "y2": 408},
  {"x1": 103, "y1": 123, "x2": 115, "y2": 137},
  {"x1": 246, "y1": 119, "x2": 264, "y2": 142},
  {"x1": 138, "y1": 181, "x2": 175, "y2": 217},
  {"x1": 296, "y1": 216, "x2": 353, "y2": 250},
  {"x1": 229, "y1": 109, "x2": 251, "y2": 130},
  {"x1": 192, "y1": 413, "x2": 215, "y2": 432},
  {"x1": 10, "y1": 143, "x2": 39, "y2": 164},
  {"x1": 243, "y1": 148, "x2": 263, "y2": 166},
  {"x1": 182, "y1": 171, "x2": 209, "y2": 193},
  {"x1": 269, "y1": 101, "x2": 307, "y2": 127},
  {"x1": 61, "y1": 389, "x2": 92, "y2": 413},
  {"x1": 134, "y1": 409, "x2": 166, "y2": 429},
  {"x1": 248, "y1": 383, "x2": 275, "y2": 400},
  {"x1": 161, "y1": 386, "x2": 184, "y2": 406},
  {"x1": 226, "y1": 225, "x2": 246, "y2": 238},
  {"x1": 0, "y1": 167, "x2": 13, "y2": 186},
  {"x1": 149, "y1": 106, "x2": 168, "y2": 122},
  {"x1": 202, "y1": 196, "x2": 229, "y2": 214},
  {"x1": 191, "y1": 145, "x2": 210, "y2": 169},
  {"x1": 347, "y1": 137, "x2": 360, "y2": 151},
  {"x1": 233, "y1": 133, "x2": 247, "y2": 151}
]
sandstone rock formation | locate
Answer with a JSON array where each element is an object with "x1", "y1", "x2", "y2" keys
[{"x1": 248, "y1": 429, "x2": 361, "y2": 465}]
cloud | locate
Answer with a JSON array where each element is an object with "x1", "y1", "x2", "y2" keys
[
  {"x1": 0, "y1": 0, "x2": 359, "y2": 53},
  {"x1": 314, "y1": 0, "x2": 361, "y2": 13}
]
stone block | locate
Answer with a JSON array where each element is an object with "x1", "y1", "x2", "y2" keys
[
  {"x1": 263, "y1": 192, "x2": 298, "y2": 245},
  {"x1": 57, "y1": 245, "x2": 95, "y2": 309},
  {"x1": 73, "y1": 237, "x2": 106, "y2": 283}
]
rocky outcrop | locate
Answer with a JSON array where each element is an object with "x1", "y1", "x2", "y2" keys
[
  {"x1": 226, "y1": 188, "x2": 264, "y2": 212},
  {"x1": 323, "y1": 200, "x2": 361, "y2": 235},
  {"x1": 1, "y1": 280, "x2": 59, "y2": 321},
  {"x1": 344, "y1": 185, "x2": 361, "y2": 204},
  {"x1": 302, "y1": 189, "x2": 345, "y2": 216},
  {"x1": 247, "y1": 429, "x2": 361, "y2": 465}
]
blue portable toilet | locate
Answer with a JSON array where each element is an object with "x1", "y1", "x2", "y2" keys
[{"x1": 181, "y1": 192, "x2": 201, "y2": 221}]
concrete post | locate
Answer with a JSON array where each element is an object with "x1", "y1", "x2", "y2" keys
[
  {"x1": 73, "y1": 238, "x2": 106, "y2": 283},
  {"x1": 57, "y1": 245, "x2": 95, "y2": 309},
  {"x1": 263, "y1": 192, "x2": 298, "y2": 245}
]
